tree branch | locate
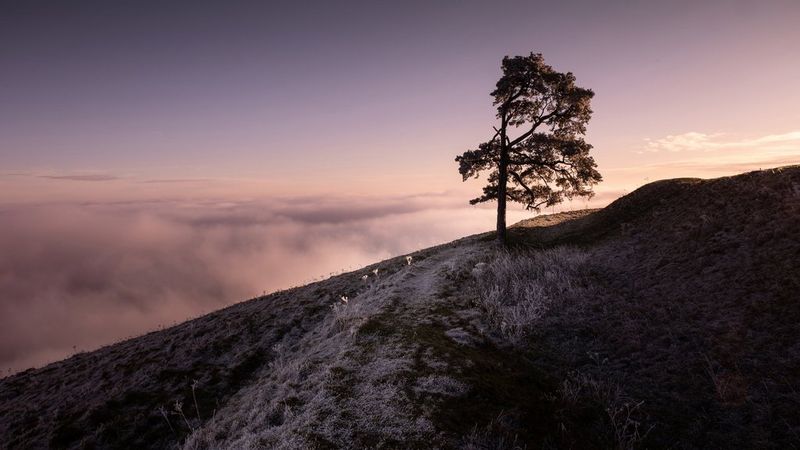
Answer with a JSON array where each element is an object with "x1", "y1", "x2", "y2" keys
[
  {"x1": 508, "y1": 170, "x2": 532, "y2": 194},
  {"x1": 507, "y1": 107, "x2": 563, "y2": 148}
]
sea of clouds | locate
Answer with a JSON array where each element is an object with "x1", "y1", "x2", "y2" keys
[{"x1": 1, "y1": 193, "x2": 549, "y2": 375}]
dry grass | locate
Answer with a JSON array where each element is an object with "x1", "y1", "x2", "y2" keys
[
  {"x1": 555, "y1": 372, "x2": 652, "y2": 450},
  {"x1": 460, "y1": 411, "x2": 525, "y2": 450},
  {"x1": 475, "y1": 247, "x2": 592, "y2": 346},
  {"x1": 474, "y1": 246, "x2": 652, "y2": 449}
]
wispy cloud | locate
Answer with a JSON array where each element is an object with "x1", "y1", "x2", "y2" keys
[
  {"x1": 0, "y1": 172, "x2": 32, "y2": 177},
  {"x1": 140, "y1": 178, "x2": 211, "y2": 184},
  {"x1": 642, "y1": 130, "x2": 800, "y2": 153},
  {"x1": 657, "y1": 156, "x2": 800, "y2": 173},
  {"x1": 39, "y1": 174, "x2": 120, "y2": 182}
]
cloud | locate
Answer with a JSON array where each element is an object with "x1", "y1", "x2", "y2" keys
[
  {"x1": 0, "y1": 193, "x2": 545, "y2": 375},
  {"x1": 642, "y1": 130, "x2": 800, "y2": 153},
  {"x1": 651, "y1": 156, "x2": 800, "y2": 173},
  {"x1": 140, "y1": 178, "x2": 211, "y2": 184},
  {"x1": 0, "y1": 172, "x2": 32, "y2": 177},
  {"x1": 272, "y1": 195, "x2": 463, "y2": 224},
  {"x1": 39, "y1": 174, "x2": 120, "y2": 182}
]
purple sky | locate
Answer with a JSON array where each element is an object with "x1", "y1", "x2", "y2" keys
[{"x1": 1, "y1": 0, "x2": 799, "y2": 374}]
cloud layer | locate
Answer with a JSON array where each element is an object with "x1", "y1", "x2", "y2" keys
[
  {"x1": 0, "y1": 194, "x2": 532, "y2": 374},
  {"x1": 39, "y1": 174, "x2": 121, "y2": 181}
]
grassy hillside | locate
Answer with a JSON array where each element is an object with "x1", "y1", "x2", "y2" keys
[{"x1": 1, "y1": 166, "x2": 799, "y2": 449}]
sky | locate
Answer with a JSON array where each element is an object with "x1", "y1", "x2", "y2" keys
[{"x1": 1, "y1": 0, "x2": 799, "y2": 374}]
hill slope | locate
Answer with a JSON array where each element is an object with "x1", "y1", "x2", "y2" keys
[{"x1": 2, "y1": 166, "x2": 799, "y2": 449}]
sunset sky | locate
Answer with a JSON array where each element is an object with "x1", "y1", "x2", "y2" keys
[{"x1": 2, "y1": 0, "x2": 799, "y2": 373}]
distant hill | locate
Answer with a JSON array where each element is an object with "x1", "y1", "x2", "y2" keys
[{"x1": 2, "y1": 166, "x2": 799, "y2": 449}]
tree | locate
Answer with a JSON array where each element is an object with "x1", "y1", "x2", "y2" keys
[{"x1": 456, "y1": 53, "x2": 602, "y2": 244}]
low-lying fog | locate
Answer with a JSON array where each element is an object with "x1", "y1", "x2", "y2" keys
[{"x1": 1, "y1": 193, "x2": 585, "y2": 375}]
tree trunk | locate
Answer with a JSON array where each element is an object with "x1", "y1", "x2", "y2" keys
[{"x1": 496, "y1": 124, "x2": 509, "y2": 245}]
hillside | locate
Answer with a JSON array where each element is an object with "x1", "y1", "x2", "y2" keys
[{"x1": 2, "y1": 166, "x2": 800, "y2": 449}]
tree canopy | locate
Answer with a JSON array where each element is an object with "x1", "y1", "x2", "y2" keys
[{"x1": 456, "y1": 53, "x2": 602, "y2": 243}]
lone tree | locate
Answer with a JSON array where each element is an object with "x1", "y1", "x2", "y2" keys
[{"x1": 456, "y1": 53, "x2": 602, "y2": 244}]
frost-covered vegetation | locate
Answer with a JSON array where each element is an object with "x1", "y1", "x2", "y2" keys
[
  {"x1": 180, "y1": 240, "x2": 493, "y2": 448},
  {"x1": 476, "y1": 247, "x2": 592, "y2": 345},
  {"x1": 183, "y1": 254, "x2": 450, "y2": 448}
]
